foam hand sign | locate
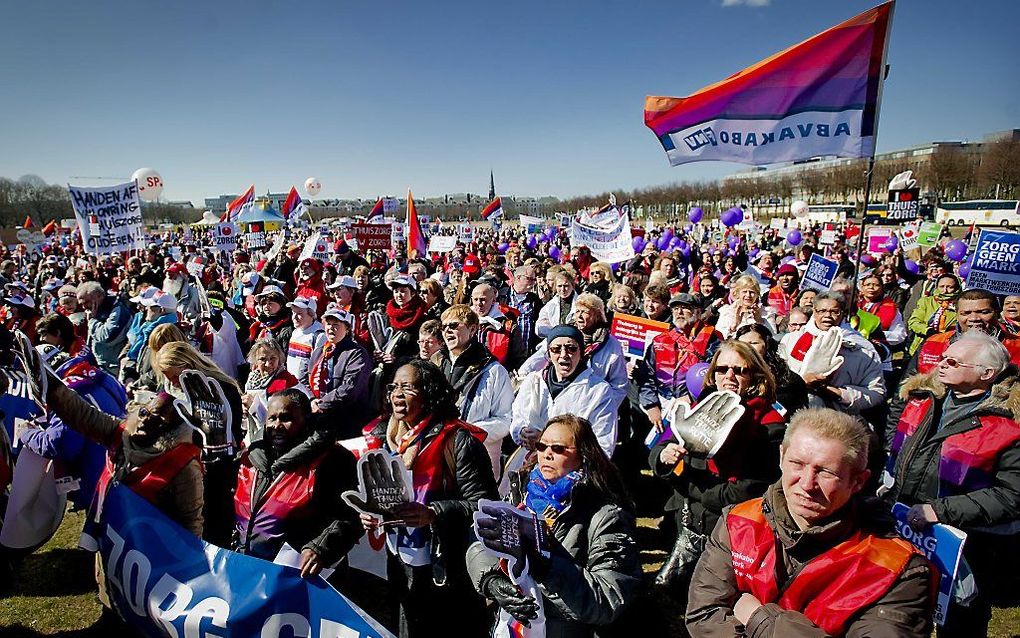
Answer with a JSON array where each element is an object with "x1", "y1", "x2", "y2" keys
[
  {"x1": 888, "y1": 170, "x2": 918, "y2": 191},
  {"x1": 799, "y1": 328, "x2": 845, "y2": 378},
  {"x1": 342, "y1": 449, "x2": 413, "y2": 518},
  {"x1": 179, "y1": 370, "x2": 234, "y2": 456},
  {"x1": 11, "y1": 328, "x2": 48, "y2": 409},
  {"x1": 667, "y1": 390, "x2": 745, "y2": 458}
]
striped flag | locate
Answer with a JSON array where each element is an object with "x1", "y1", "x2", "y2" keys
[
  {"x1": 645, "y1": 2, "x2": 894, "y2": 167},
  {"x1": 367, "y1": 198, "x2": 385, "y2": 223},
  {"x1": 282, "y1": 186, "x2": 307, "y2": 221},
  {"x1": 222, "y1": 185, "x2": 255, "y2": 222},
  {"x1": 406, "y1": 190, "x2": 426, "y2": 258},
  {"x1": 480, "y1": 197, "x2": 503, "y2": 221}
]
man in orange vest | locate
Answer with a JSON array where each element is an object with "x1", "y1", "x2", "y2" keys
[
  {"x1": 686, "y1": 407, "x2": 936, "y2": 637},
  {"x1": 883, "y1": 330, "x2": 1020, "y2": 637}
]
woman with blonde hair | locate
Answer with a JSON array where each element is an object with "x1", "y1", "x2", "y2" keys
[
  {"x1": 242, "y1": 338, "x2": 299, "y2": 443},
  {"x1": 649, "y1": 339, "x2": 786, "y2": 586},
  {"x1": 134, "y1": 322, "x2": 189, "y2": 392},
  {"x1": 583, "y1": 261, "x2": 614, "y2": 304},
  {"x1": 714, "y1": 274, "x2": 776, "y2": 339},
  {"x1": 155, "y1": 340, "x2": 244, "y2": 546}
]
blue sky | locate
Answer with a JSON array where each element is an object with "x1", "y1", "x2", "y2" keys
[{"x1": 1, "y1": 0, "x2": 1017, "y2": 205}]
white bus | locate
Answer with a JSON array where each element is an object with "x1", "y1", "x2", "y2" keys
[
  {"x1": 806, "y1": 204, "x2": 856, "y2": 223},
  {"x1": 936, "y1": 200, "x2": 1019, "y2": 227}
]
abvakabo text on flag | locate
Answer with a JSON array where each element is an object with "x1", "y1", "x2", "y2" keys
[{"x1": 644, "y1": 2, "x2": 894, "y2": 167}]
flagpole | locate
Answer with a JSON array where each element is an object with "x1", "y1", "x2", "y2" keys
[{"x1": 848, "y1": 155, "x2": 876, "y2": 313}]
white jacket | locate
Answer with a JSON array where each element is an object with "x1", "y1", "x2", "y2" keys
[
  {"x1": 715, "y1": 302, "x2": 777, "y2": 339},
  {"x1": 517, "y1": 334, "x2": 628, "y2": 407},
  {"x1": 535, "y1": 295, "x2": 577, "y2": 338},
  {"x1": 780, "y1": 321, "x2": 886, "y2": 414},
  {"x1": 511, "y1": 367, "x2": 618, "y2": 457},
  {"x1": 458, "y1": 359, "x2": 515, "y2": 480}
]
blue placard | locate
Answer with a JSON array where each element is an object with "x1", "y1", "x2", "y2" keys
[
  {"x1": 966, "y1": 229, "x2": 1020, "y2": 297},
  {"x1": 1, "y1": 370, "x2": 43, "y2": 448},
  {"x1": 891, "y1": 502, "x2": 967, "y2": 626},
  {"x1": 98, "y1": 484, "x2": 394, "y2": 638},
  {"x1": 800, "y1": 253, "x2": 838, "y2": 292}
]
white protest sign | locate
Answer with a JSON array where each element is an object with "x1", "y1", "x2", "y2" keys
[
  {"x1": 667, "y1": 390, "x2": 745, "y2": 457},
  {"x1": 0, "y1": 447, "x2": 67, "y2": 550},
  {"x1": 214, "y1": 222, "x2": 238, "y2": 253},
  {"x1": 899, "y1": 223, "x2": 920, "y2": 251},
  {"x1": 819, "y1": 229, "x2": 837, "y2": 245},
  {"x1": 458, "y1": 224, "x2": 474, "y2": 243},
  {"x1": 428, "y1": 235, "x2": 457, "y2": 254},
  {"x1": 382, "y1": 197, "x2": 399, "y2": 214},
  {"x1": 68, "y1": 181, "x2": 146, "y2": 255},
  {"x1": 299, "y1": 233, "x2": 331, "y2": 262},
  {"x1": 186, "y1": 256, "x2": 205, "y2": 278},
  {"x1": 341, "y1": 450, "x2": 413, "y2": 518},
  {"x1": 770, "y1": 218, "x2": 787, "y2": 231},
  {"x1": 569, "y1": 206, "x2": 635, "y2": 264}
]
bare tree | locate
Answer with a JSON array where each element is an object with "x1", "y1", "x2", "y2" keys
[{"x1": 977, "y1": 139, "x2": 1020, "y2": 200}]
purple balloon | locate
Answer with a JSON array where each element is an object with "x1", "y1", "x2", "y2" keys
[
  {"x1": 689, "y1": 207, "x2": 704, "y2": 224},
  {"x1": 727, "y1": 236, "x2": 739, "y2": 249},
  {"x1": 526, "y1": 234, "x2": 538, "y2": 250},
  {"x1": 945, "y1": 239, "x2": 968, "y2": 262},
  {"x1": 787, "y1": 230, "x2": 803, "y2": 246},
  {"x1": 721, "y1": 207, "x2": 743, "y2": 227},
  {"x1": 781, "y1": 255, "x2": 796, "y2": 265},
  {"x1": 958, "y1": 262, "x2": 972, "y2": 278},
  {"x1": 497, "y1": 242, "x2": 510, "y2": 253},
  {"x1": 669, "y1": 236, "x2": 682, "y2": 250},
  {"x1": 904, "y1": 259, "x2": 920, "y2": 275},
  {"x1": 883, "y1": 236, "x2": 898, "y2": 252},
  {"x1": 632, "y1": 235, "x2": 646, "y2": 252},
  {"x1": 685, "y1": 362, "x2": 710, "y2": 400},
  {"x1": 549, "y1": 245, "x2": 561, "y2": 261},
  {"x1": 677, "y1": 240, "x2": 688, "y2": 251},
  {"x1": 748, "y1": 248, "x2": 760, "y2": 258},
  {"x1": 684, "y1": 223, "x2": 694, "y2": 233},
  {"x1": 663, "y1": 227, "x2": 674, "y2": 240},
  {"x1": 861, "y1": 254, "x2": 878, "y2": 267},
  {"x1": 656, "y1": 235, "x2": 670, "y2": 250}
]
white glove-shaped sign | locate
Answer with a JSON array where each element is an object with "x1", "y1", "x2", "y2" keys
[
  {"x1": 788, "y1": 327, "x2": 845, "y2": 378},
  {"x1": 667, "y1": 390, "x2": 745, "y2": 458},
  {"x1": 888, "y1": 170, "x2": 918, "y2": 191}
]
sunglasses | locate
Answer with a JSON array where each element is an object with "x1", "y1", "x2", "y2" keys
[
  {"x1": 549, "y1": 344, "x2": 580, "y2": 355},
  {"x1": 535, "y1": 442, "x2": 575, "y2": 455},
  {"x1": 938, "y1": 356, "x2": 985, "y2": 370},
  {"x1": 441, "y1": 321, "x2": 462, "y2": 331},
  {"x1": 714, "y1": 365, "x2": 750, "y2": 376}
]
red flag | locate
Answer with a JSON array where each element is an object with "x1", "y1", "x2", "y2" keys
[
  {"x1": 23, "y1": 216, "x2": 33, "y2": 229},
  {"x1": 42, "y1": 220, "x2": 58, "y2": 236},
  {"x1": 367, "y1": 198, "x2": 384, "y2": 223},
  {"x1": 406, "y1": 190, "x2": 426, "y2": 258},
  {"x1": 480, "y1": 197, "x2": 503, "y2": 221},
  {"x1": 282, "y1": 187, "x2": 306, "y2": 220},
  {"x1": 222, "y1": 185, "x2": 255, "y2": 222}
]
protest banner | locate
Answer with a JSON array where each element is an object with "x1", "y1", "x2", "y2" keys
[
  {"x1": 892, "y1": 502, "x2": 967, "y2": 626},
  {"x1": 352, "y1": 223, "x2": 393, "y2": 251},
  {"x1": 899, "y1": 223, "x2": 920, "y2": 251},
  {"x1": 884, "y1": 187, "x2": 921, "y2": 223},
  {"x1": 918, "y1": 222, "x2": 943, "y2": 248},
  {"x1": 801, "y1": 253, "x2": 839, "y2": 292},
  {"x1": 519, "y1": 215, "x2": 545, "y2": 234},
  {"x1": 866, "y1": 227, "x2": 894, "y2": 255},
  {"x1": 97, "y1": 484, "x2": 394, "y2": 638},
  {"x1": 458, "y1": 224, "x2": 474, "y2": 243},
  {"x1": 569, "y1": 207, "x2": 635, "y2": 264},
  {"x1": 770, "y1": 218, "x2": 787, "y2": 231},
  {"x1": 68, "y1": 181, "x2": 146, "y2": 255},
  {"x1": 0, "y1": 370, "x2": 43, "y2": 448},
  {"x1": 246, "y1": 221, "x2": 267, "y2": 249},
  {"x1": 213, "y1": 222, "x2": 238, "y2": 253},
  {"x1": 819, "y1": 229, "x2": 837, "y2": 245},
  {"x1": 610, "y1": 313, "x2": 670, "y2": 359},
  {"x1": 0, "y1": 446, "x2": 67, "y2": 551},
  {"x1": 966, "y1": 229, "x2": 1020, "y2": 297},
  {"x1": 428, "y1": 235, "x2": 457, "y2": 254},
  {"x1": 382, "y1": 197, "x2": 398, "y2": 214},
  {"x1": 391, "y1": 223, "x2": 405, "y2": 243},
  {"x1": 299, "y1": 233, "x2": 331, "y2": 262}
]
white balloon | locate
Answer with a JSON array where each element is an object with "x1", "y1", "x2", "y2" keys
[
  {"x1": 791, "y1": 200, "x2": 809, "y2": 217},
  {"x1": 304, "y1": 177, "x2": 321, "y2": 197},
  {"x1": 132, "y1": 168, "x2": 163, "y2": 202}
]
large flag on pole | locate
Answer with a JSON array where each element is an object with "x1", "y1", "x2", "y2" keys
[
  {"x1": 367, "y1": 198, "x2": 385, "y2": 223},
  {"x1": 281, "y1": 186, "x2": 306, "y2": 221},
  {"x1": 644, "y1": 1, "x2": 894, "y2": 167},
  {"x1": 480, "y1": 197, "x2": 503, "y2": 221},
  {"x1": 406, "y1": 190, "x2": 426, "y2": 258},
  {"x1": 222, "y1": 184, "x2": 255, "y2": 222}
]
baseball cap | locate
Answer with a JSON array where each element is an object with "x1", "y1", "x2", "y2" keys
[
  {"x1": 255, "y1": 284, "x2": 287, "y2": 301},
  {"x1": 130, "y1": 286, "x2": 160, "y2": 304},
  {"x1": 58, "y1": 284, "x2": 78, "y2": 299},
  {"x1": 321, "y1": 303, "x2": 353, "y2": 324},
  {"x1": 326, "y1": 275, "x2": 358, "y2": 291},
  {"x1": 42, "y1": 278, "x2": 64, "y2": 293},
  {"x1": 463, "y1": 254, "x2": 481, "y2": 275},
  {"x1": 287, "y1": 296, "x2": 318, "y2": 314},
  {"x1": 45, "y1": 255, "x2": 59, "y2": 265},
  {"x1": 166, "y1": 263, "x2": 187, "y2": 278},
  {"x1": 388, "y1": 274, "x2": 417, "y2": 291},
  {"x1": 153, "y1": 291, "x2": 178, "y2": 311},
  {"x1": 668, "y1": 293, "x2": 701, "y2": 309},
  {"x1": 240, "y1": 271, "x2": 262, "y2": 295}
]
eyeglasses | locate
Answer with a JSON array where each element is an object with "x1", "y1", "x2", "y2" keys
[
  {"x1": 535, "y1": 442, "x2": 575, "y2": 455},
  {"x1": 813, "y1": 307, "x2": 843, "y2": 316},
  {"x1": 938, "y1": 356, "x2": 986, "y2": 370},
  {"x1": 714, "y1": 365, "x2": 750, "y2": 376},
  {"x1": 548, "y1": 344, "x2": 580, "y2": 355},
  {"x1": 386, "y1": 382, "x2": 419, "y2": 394},
  {"x1": 441, "y1": 321, "x2": 462, "y2": 332}
]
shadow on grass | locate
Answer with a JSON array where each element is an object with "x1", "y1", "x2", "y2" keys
[
  {"x1": 11, "y1": 548, "x2": 96, "y2": 598},
  {"x1": 1, "y1": 607, "x2": 141, "y2": 637}
]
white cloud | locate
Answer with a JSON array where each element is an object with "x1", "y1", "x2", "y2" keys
[{"x1": 722, "y1": 0, "x2": 771, "y2": 6}]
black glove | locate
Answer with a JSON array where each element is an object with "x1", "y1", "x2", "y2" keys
[{"x1": 483, "y1": 573, "x2": 539, "y2": 626}]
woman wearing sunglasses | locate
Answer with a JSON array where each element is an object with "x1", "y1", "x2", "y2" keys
[
  {"x1": 361, "y1": 358, "x2": 498, "y2": 638},
  {"x1": 511, "y1": 325, "x2": 619, "y2": 459},
  {"x1": 650, "y1": 339, "x2": 785, "y2": 587},
  {"x1": 467, "y1": 414, "x2": 641, "y2": 636}
]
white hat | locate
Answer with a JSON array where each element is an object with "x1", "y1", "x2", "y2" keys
[
  {"x1": 287, "y1": 296, "x2": 318, "y2": 314},
  {"x1": 3, "y1": 291, "x2": 35, "y2": 309},
  {"x1": 130, "y1": 285, "x2": 160, "y2": 304},
  {"x1": 326, "y1": 275, "x2": 358, "y2": 291},
  {"x1": 240, "y1": 271, "x2": 262, "y2": 295},
  {"x1": 142, "y1": 290, "x2": 178, "y2": 311},
  {"x1": 388, "y1": 273, "x2": 417, "y2": 291},
  {"x1": 255, "y1": 285, "x2": 287, "y2": 300},
  {"x1": 321, "y1": 304, "x2": 353, "y2": 325}
]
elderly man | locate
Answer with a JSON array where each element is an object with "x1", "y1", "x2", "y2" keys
[
  {"x1": 470, "y1": 282, "x2": 526, "y2": 370},
  {"x1": 905, "y1": 288, "x2": 1020, "y2": 378},
  {"x1": 163, "y1": 262, "x2": 202, "y2": 327},
  {"x1": 432, "y1": 304, "x2": 514, "y2": 479},
  {"x1": 286, "y1": 296, "x2": 325, "y2": 385},
  {"x1": 687, "y1": 408, "x2": 935, "y2": 638},
  {"x1": 883, "y1": 331, "x2": 1020, "y2": 637},
  {"x1": 78, "y1": 281, "x2": 133, "y2": 377},
  {"x1": 780, "y1": 290, "x2": 885, "y2": 416},
  {"x1": 637, "y1": 293, "x2": 723, "y2": 430},
  {"x1": 507, "y1": 265, "x2": 542, "y2": 352}
]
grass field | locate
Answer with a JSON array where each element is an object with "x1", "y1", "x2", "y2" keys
[{"x1": 2, "y1": 508, "x2": 1018, "y2": 637}]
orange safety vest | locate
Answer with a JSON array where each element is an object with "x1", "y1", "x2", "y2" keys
[
  {"x1": 727, "y1": 497, "x2": 919, "y2": 636},
  {"x1": 651, "y1": 323, "x2": 719, "y2": 390}
]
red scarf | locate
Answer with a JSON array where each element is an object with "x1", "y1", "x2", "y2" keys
[
  {"x1": 309, "y1": 342, "x2": 336, "y2": 398},
  {"x1": 386, "y1": 295, "x2": 427, "y2": 331}
]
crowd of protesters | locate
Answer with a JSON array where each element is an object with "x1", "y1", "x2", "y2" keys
[{"x1": 0, "y1": 211, "x2": 1018, "y2": 638}]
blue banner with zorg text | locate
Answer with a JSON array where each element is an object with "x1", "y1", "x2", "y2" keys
[
  {"x1": 98, "y1": 484, "x2": 394, "y2": 638},
  {"x1": 800, "y1": 253, "x2": 839, "y2": 292},
  {"x1": 966, "y1": 229, "x2": 1020, "y2": 297}
]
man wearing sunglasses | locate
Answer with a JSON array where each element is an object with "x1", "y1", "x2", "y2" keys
[{"x1": 882, "y1": 330, "x2": 1020, "y2": 637}]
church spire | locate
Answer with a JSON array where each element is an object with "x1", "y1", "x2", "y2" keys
[{"x1": 488, "y1": 170, "x2": 496, "y2": 201}]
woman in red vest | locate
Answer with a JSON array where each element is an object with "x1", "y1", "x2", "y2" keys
[
  {"x1": 360, "y1": 358, "x2": 498, "y2": 638},
  {"x1": 650, "y1": 340, "x2": 786, "y2": 587}
]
